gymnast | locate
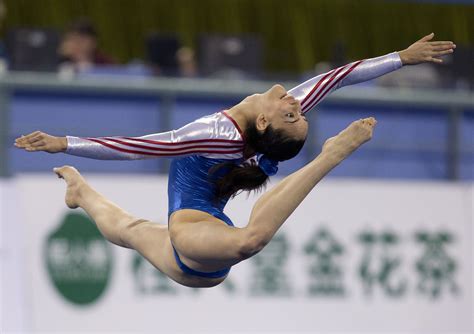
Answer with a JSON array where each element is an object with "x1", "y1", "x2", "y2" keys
[{"x1": 15, "y1": 34, "x2": 454, "y2": 288}]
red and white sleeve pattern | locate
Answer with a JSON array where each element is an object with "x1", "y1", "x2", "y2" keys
[
  {"x1": 65, "y1": 112, "x2": 245, "y2": 160},
  {"x1": 288, "y1": 52, "x2": 402, "y2": 114}
]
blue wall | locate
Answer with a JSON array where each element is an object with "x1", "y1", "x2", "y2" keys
[{"x1": 7, "y1": 89, "x2": 474, "y2": 180}]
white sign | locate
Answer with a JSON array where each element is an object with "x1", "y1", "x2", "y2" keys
[
  {"x1": 2, "y1": 175, "x2": 473, "y2": 333},
  {"x1": 0, "y1": 180, "x2": 28, "y2": 333}
]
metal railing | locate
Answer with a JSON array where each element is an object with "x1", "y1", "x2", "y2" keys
[{"x1": 0, "y1": 71, "x2": 473, "y2": 178}]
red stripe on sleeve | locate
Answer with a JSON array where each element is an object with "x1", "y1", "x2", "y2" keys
[
  {"x1": 305, "y1": 60, "x2": 363, "y2": 112},
  {"x1": 101, "y1": 137, "x2": 243, "y2": 152},
  {"x1": 87, "y1": 138, "x2": 244, "y2": 157},
  {"x1": 120, "y1": 136, "x2": 243, "y2": 146},
  {"x1": 300, "y1": 69, "x2": 336, "y2": 106},
  {"x1": 302, "y1": 64, "x2": 349, "y2": 112}
]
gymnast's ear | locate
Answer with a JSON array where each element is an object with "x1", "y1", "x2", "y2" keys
[{"x1": 255, "y1": 113, "x2": 269, "y2": 132}]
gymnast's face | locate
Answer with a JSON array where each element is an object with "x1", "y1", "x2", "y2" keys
[{"x1": 255, "y1": 84, "x2": 308, "y2": 142}]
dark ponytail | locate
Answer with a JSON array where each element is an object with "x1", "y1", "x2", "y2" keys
[
  {"x1": 210, "y1": 122, "x2": 306, "y2": 200},
  {"x1": 209, "y1": 162, "x2": 268, "y2": 199}
]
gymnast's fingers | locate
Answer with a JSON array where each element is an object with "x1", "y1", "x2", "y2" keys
[
  {"x1": 15, "y1": 141, "x2": 33, "y2": 150},
  {"x1": 432, "y1": 49, "x2": 454, "y2": 57},
  {"x1": 25, "y1": 144, "x2": 47, "y2": 152},
  {"x1": 31, "y1": 140, "x2": 46, "y2": 148},
  {"x1": 15, "y1": 138, "x2": 45, "y2": 151},
  {"x1": 15, "y1": 131, "x2": 41, "y2": 144},
  {"x1": 20, "y1": 130, "x2": 41, "y2": 139},
  {"x1": 14, "y1": 135, "x2": 24, "y2": 144},
  {"x1": 15, "y1": 134, "x2": 28, "y2": 144},
  {"x1": 14, "y1": 136, "x2": 34, "y2": 148},
  {"x1": 431, "y1": 45, "x2": 455, "y2": 52},
  {"x1": 428, "y1": 57, "x2": 443, "y2": 64},
  {"x1": 416, "y1": 33, "x2": 434, "y2": 43},
  {"x1": 26, "y1": 135, "x2": 45, "y2": 145},
  {"x1": 429, "y1": 41, "x2": 455, "y2": 47}
]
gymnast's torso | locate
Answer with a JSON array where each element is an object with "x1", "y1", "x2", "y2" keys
[
  {"x1": 66, "y1": 111, "x2": 249, "y2": 223},
  {"x1": 168, "y1": 154, "x2": 241, "y2": 225},
  {"x1": 164, "y1": 112, "x2": 249, "y2": 224}
]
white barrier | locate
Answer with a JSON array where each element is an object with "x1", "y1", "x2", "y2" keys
[
  {"x1": 1, "y1": 175, "x2": 473, "y2": 333},
  {"x1": 0, "y1": 179, "x2": 29, "y2": 332}
]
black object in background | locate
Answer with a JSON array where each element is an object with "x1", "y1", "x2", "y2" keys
[
  {"x1": 451, "y1": 45, "x2": 474, "y2": 89},
  {"x1": 198, "y1": 34, "x2": 263, "y2": 78},
  {"x1": 436, "y1": 45, "x2": 474, "y2": 90},
  {"x1": 146, "y1": 33, "x2": 181, "y2": 76},
  {"x1": 6, "y1": 28, "x2": 61, "y2": 72}
]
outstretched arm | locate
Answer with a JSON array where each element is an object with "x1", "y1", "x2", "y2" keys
[
  {"x1": 289, "y1": 33, "x2": 455, "y2": 114},
  {"x1": 15, "y1": 114, "x2": 244, "y2": 160}
]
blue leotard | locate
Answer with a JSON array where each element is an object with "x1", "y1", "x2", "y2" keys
[
  {"x1": 168, "y1": 155, "x2": 240, "y2": 277},
  {"x1": 64, "y1": 52, "x2": 402, "y2": 278}
]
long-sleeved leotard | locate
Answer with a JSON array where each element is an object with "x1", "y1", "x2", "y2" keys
[
  {"x1": 66, "y1": 52, "x2": 402, "y2": 161},
  {"x1": 64, "y1": 52, "x2": 403, "y2": 279}
]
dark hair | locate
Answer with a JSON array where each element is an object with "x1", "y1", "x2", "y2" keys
[
  {"x1": 210, "y1": 122, "x2": 305, "y2": 200},
  {"x1": 66, "y1": 18, "x2": 97, "y2": 38}
]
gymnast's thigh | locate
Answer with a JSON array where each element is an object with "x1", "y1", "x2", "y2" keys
[
  {"x1": 168, "y1": 209, "x2": 248, "y2": 268},
  {"x1": 123, "y1": 220, "x2": 182, "y2": 280},
  {"x1": 125, "y1": 219, "x2": 226, "y2": 287}
]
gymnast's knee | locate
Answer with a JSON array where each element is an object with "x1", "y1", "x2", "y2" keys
[
  {"x1": 237, "y1": 229, "x2": 270, "y2": 260},
  {"x1": 119, "y1": 218, "x2": 149, "y2": 248}
]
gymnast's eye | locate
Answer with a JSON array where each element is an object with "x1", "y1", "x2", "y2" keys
[{"x1": 286, "y1": 113, "x2": 295, "y2": 118}]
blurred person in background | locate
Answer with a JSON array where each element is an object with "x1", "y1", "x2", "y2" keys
[
  {"x1": 58, "y1": 18, "x2": 115, "y2": 72},
  {"x1": 311, "y1": 41, "x2": 349, "y2": 82},
  {"x1": 15, "y1": 34, "x2": 455, "y2": 288},
  {"x1": 146, "y1": 33, "x2": 198, "y2": 77},
  {"x1": 0, "y1": 0, "x2": 7, "y2": 64},
  {"x1": 376, "y1": 62, "x2": 441, "y2": 89},
  {"x1": 176, "y1": 46, "x2": 198, "y2": 77}
]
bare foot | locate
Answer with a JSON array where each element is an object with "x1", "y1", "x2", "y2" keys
[
  {"x1": 322, "y1": 117, "x2": 377, "y2": 161},
  {"x1": 53, "y1": 165, "x2": 86, "y2": 209}
]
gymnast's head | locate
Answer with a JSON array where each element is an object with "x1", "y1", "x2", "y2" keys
[
  {"x1": 211, "y1": 85, "x2": 308, "y2": 200},
  {"x1": 244, "y1": 84, "x2": 308, "y2": 161}
]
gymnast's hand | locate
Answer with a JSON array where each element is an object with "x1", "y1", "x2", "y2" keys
[
  {"x1": 398, "y1": 33, "x2": 455, "y2": 65},
  {"x1": 14, "y1": 131, "x2": 67, "y2": 153}
]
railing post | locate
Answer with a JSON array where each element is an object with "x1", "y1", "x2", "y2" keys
[
  {"x1": 0, "y1": 86, "x2": 10, "y2": 177},
  {"x1": 306, "y1": 109, "x2": 319, "y2": 160},
  {"x1": 447, "y1": 107, "x2": 461, "y2": 181},
  {"x1": 159, "y1": 94, "x2": 174, "y2": 174}
]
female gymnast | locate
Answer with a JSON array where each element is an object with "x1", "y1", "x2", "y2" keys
[{"x1": 15, "y1": 33, "x2": 454, "y2": 288}]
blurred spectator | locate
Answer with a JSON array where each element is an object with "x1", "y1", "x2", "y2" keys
[
  {"x1": 444, "y1": 45, "x2": 474, "y2": 90},
  {"x1": 330, "y1": 41, "x2": 348, "y2": 68},
  {"x1": 197, "y1": 34, "x2": 263, "y2": 79},
  {"x1": 146, "y1": 33, "x2": 181, "y2": 76},
  {"x1": 305, "y1": 41, "x2": 352, "y2": 83},
  {"x1": 0, "y1": 0, "x2": 7, "y2": 65},
  {"x1": 176, "y1": 46, "x2": 198, "y2": 77},
  {"x1": 379, "y1": 45, "x2": 473, "y2": 91},
  {"x1": 309, "y1": 40, "x2": 443, "y2": 90},
  {"x1": 58, "y1": 18, "x2": 115, "y2": 72},
  {"x1": 377, "y1": 63, "x2": 441, "y2": 89},
  {"x1": 146, "y1": 33, "x2": 197, "y2": 77}
]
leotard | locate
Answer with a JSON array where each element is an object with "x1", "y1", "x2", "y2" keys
[{"x1": 65, "y1": 52, "x2": 402, "y2": 278}]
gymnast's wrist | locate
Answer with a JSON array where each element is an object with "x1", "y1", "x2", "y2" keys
[
  {"x1": 398, "y1": 50, "x2": 410, "y2": 66},
  {"x1": 59, "y1": 137, "x2": 68, "y2": 152}
]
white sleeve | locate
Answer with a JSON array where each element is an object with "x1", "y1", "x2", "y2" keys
[
  {"x1": 65, "y1": 113, "x2": 244, "y2": 160},
  {"x1": 288, "y1": 52, "x2": 403, "y2": 114}
]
